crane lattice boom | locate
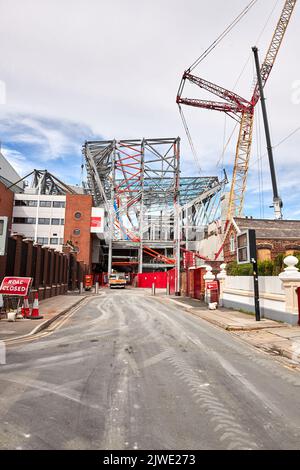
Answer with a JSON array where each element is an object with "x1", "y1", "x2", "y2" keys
[{"x1": 177, "y1": 0, "x2": 297, "y2": 230}]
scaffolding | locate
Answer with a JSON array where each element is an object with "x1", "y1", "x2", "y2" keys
[{"x1": 84, "y1": 138, "x2": 226, "y2": 274}]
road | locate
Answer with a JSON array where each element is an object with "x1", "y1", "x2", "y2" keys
[{"x1": 1, "y1": 289, "x2": 300, "y2": 450}]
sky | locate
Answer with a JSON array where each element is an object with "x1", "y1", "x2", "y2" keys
[{"x1": 0, "y1": 0, "x2": 299, "y2": 219}]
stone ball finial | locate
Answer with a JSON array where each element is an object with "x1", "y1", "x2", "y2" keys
[
  {"x1": 217, "y1": 263, "x2": 227, "y2": 280},
  {"x1": 284, "y1": 256, "x2": 299, "y2": 270},
  {"x1": 203, "y1": 265, "x2": 215, "y2": 281},
  {"x1": 279, "y1": 255, "x2": 300, "y2": 280}
]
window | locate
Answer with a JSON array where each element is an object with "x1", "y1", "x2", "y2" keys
[
  {"x1": 13, "y1": 217, "x2": 26, "y2": 223},
  {"x1": 51, "y1": 218, "x2": 60, "y2": 225},
  {"x1": 53, "y1": 201, "x2": 65, "y2": 208},
  {"x1": 0, "y1": 220, "x2": 3, "y2": 235},
  {"x1": 60, "y1": 238, "x2": 64, "y2": 245},
  {"x1": 38, "y1": 218, "x2": 50, "y2": 225},
  {"x1": 50, "y1": 238, "x2": 58, "y2": 245},
  {"x1": 13, "y1": 217, "x2": 36, "y2": 224},
  {"x1": 15, "y1": 200, "x2": 38, "y2": 207},
  {"x1": 60, "y1": 219, "x2": 64, "y2": 225},
  {"x1": 37, "y1": 237, "x2": 49, "y2": 245},
  {"x1": 258, "y1": 249, "x2": 271, "y2": 262},
  {"x1": 74, "y1": 211, "x2": 82, "y2": 220},
  {"x1": 230, "y1": 234, "x2": 235, "y2": 253},
  {"x1": 40, "y1": 201, "x2": 51, "y2": 207},
  {"x1": 73, "y1": 228, "x2": 81, "y2": 236}
]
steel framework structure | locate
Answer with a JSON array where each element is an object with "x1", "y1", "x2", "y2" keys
[
  {"x1": 84, "y1": 138, "x2": 225, "y2": 273},
  {"x1": 7, "y1": 169, "x2": 77, "y2": 195}
]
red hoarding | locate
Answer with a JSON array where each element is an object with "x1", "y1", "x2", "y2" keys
[{"x1": 0, "y1": 277, "x2": 32, "y2": 296}]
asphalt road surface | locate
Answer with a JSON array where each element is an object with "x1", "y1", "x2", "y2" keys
[{"x1": 1, "y1": 289, "x2": 300, "y2": 450}]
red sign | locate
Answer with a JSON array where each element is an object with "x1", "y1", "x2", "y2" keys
[
  {"x1": 0, "y1": 277, "x2": 32, "y2": 296},
  {"x1": 91, "y1": 217, "x2": 102, "y2": 228},
  {"x1": 206, "y1": 281, "x2": 218, "y2": 290}
]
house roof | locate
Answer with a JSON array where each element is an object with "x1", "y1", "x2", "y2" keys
[
  {"x1": 233, "y1": 218, "x2": 300, "y2": 239},
  {"x1": 0, "y1": 151, "x2": 23, "y2": 191}
]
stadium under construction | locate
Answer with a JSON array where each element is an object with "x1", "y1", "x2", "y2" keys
[{"x1": 84, "y1": 137, "x2": 227, "y2": 275}]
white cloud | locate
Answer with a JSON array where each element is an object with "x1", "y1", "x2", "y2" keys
[
  {"x1": 1, "y1": 147, "x2": 31, "y2": 176},
  {"x1": 0, "y1": 0, "x2": 299, "y2": 215}
]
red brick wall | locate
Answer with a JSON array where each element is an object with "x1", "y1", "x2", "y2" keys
[
  {"x1": 64, "y1": 194, "x2": 93, "y2": 268},
  {"x1": 0, "y1": 182, "x2": 14, "y2": 280},
  {"x1": 0, "y1": 181, "x2": 14, "y2": 229},
  {"x1": 224, "y1": 228, "x2": 237, "y2": 263},
  {"x1": 224, "y1": 225, "x2": 300, "y2": 263}
]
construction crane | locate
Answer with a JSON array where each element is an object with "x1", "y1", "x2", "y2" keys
[{"x1": 177, "y1": 0, "x2": 297, "y2": 227}]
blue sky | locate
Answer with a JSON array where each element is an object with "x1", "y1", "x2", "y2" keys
[
  {"x1": 0, "y1": 113, "x2": 100, "y2": 186},
  {"x1": 0, "y1": 0, "x2": 299, "y2": 220}
]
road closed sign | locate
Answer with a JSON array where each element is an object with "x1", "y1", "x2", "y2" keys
[{"x1": 0, "y1": 277, "x2": 32, "y2": 296}]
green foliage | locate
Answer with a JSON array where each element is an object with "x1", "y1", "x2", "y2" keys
[
  {"x1": 227, "y1": 262, "x2": 253, "y2": 276},
  {"x1": 227, "y1": 252, "x2": 300, "y2": 277},
  {"x1": 258, "y1": 260, "x2": 274, "y2": 276}
]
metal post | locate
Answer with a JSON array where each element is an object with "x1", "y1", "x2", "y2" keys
[
  {"x1": 249, "y1": 229, "x2": 261, "y2": 322},
  {"x1": 166, "y1": 281, "x2": 170, "y2": 296},
  {"x1": 138, "y1": 140, "x2": 145, "y2": 274},
  {"x1": 152, "y1": 282, "x2": 156, "y2": 296},
  {"x1": 95, "y1": 282, "x2": 99, "y2": 294},
  {"x1": 252, "y1": 259, "x2": 261, "y2": 322},
  {"x1": 252, "y1": 46, "x2": 283, "y2": 220},
  {"x1": 80, "y1": 282, "x2": 84, "y2": 294},
  {"x1": 34, "y1": 177, "x2": 42, "y2": 243},
  {"x1": 108, "y1": 140, "x2": 116, "y2": 276},
  {"x1": 175, "y1": 205, "x2": 181, "y2": 296}
]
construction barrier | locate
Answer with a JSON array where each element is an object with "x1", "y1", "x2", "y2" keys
[{"x1": 137, "y1": 272, "x2": 168, "y2": 289}]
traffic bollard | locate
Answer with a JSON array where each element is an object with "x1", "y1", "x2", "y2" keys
[
  {"x1": 152, "y1": 283, "x2": 156, "y2": 296},
  {"x1": 95, "y1": 282, "x2": 99, "y2": 294},
  {"x1": 166, "y1": 281, "x2": 170, "y2": 296}
]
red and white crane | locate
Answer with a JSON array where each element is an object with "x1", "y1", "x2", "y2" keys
[{"x1": 177, "y1": 0, "x2": 297, "y2": 259}]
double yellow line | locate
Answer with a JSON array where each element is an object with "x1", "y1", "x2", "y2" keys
[{"x1": 4, "y1": 296, "x2": 92, "y2": 347}]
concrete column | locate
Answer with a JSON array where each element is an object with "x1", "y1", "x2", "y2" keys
[
  {"x1": 279, "y1": 256, "x2": 300, "y2": 322},
  {"x1": 217, "y1": 263, "x2": 227, "y2": 307}
]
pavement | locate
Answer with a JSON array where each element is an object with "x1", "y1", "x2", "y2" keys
[
  {"x1": 163, "y1": 295, "x2": 300, "y2": 366},
  {"x1": 1, "y1": 289, "x2": 300, "y2": 450},
  {"x1": 0, "y1": 294, "x2": 91, "y2": 342}
]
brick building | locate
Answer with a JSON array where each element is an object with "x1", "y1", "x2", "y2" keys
[
  {"x1": 64, "y1": 193, "x2": 93, "y2": 267},
  {"x1": 0, "y1": 150, "x2": 23, "y2": 230},
  {"x1": 5, "y1": 171, "x2": 93, "y2": 268},
  {"x1": 0, "y1": 179, "x2": 14, "y2": 230},
  {"x1": 224, "y1": 218, "x2": 300, "y2": 263}
]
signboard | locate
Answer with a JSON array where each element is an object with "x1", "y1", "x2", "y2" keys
[
  {"x1": 0, "y1": 277, "x2": 32, "y2": 296},
  {"x1": 237, "y1": 229, "x2": 257, "y2": 265},
  {"x1": 206, "y1": 281, "x2": 218, "y2": 290},
  {"x1": 90, "y1": 207, "x2": 104, "y2": 233}
]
